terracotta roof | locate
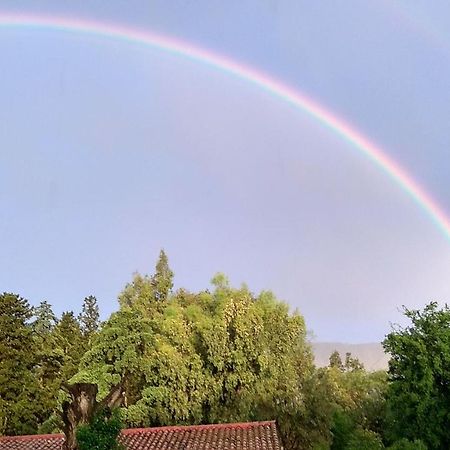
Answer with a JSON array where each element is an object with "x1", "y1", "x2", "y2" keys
[{"x1": 0, "y1": 421, "x2": 283, "y2": 450}]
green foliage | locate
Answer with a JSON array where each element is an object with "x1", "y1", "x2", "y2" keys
[
  {"x1": 329, "y1": 351, "x2": 364, "y2": 374},
  {"x1": 0, "y1": 292, "x2": 34, "y2": 370},
  {"x1": 77, "y1": 267, "x2": 320, "y2": 449},
  {"x1": 344, "y1": 352, "x2": 365, "y2": 372},
  {"x1": 387, "y1": 438, "x2": 428, "y2": 450},
  {"x1": 152, "y1": 250, "x2": 174, "y2": 302},
  {"x1": 277, "y1": 367, "x2": 335, "y2": 450},
  {"x1": 346, "y1": 428, "x2": 384, "y2": 450},
  {"x1": 12, "y1": 252, "x2": 446, "y2": 450},
  {"x1": 32, "y1": 301, "x2": 57, "y2": 336},
  {"x1": 210, "y1": 272, "x2": 229, "y2": 290},
  {"x1": 54, "y1": 311, "x2": 86, "y2": 381},
  {"x1": 0, "y1": 294, "x2": 99, "y2": 436},
  {"x1": 118, "y1": 272, "x2": 155, "y2": 310},
  {"x1": 329, "y1": 351, "x2": 344, "y2": 370},
  {"x1": 383, "y1": 302, "x2": 450, "y2": 449},
  {"x1": 74, "y1": 308, "x2": 153, "y2": 398},
  {"x1": 0, "y1": 293, "x2": 48, "y2": 435},
  {"x1": 327, "y1": 366, "x2": 387, "y2": 450},
  {"x1": 330, "y1": 409, "x2": 355, "y2": 449},
  {"x1": 79, "y1": 295, "x2": 100, "y2": 337},
  {"x1": 76, "y1": 408, "x2": 124, "y2": 450},
  {"x1": 118, "y1": 250, "x2": 174, "y2": 313},
  {"x1": 31, "y1": 301, "x2": 63, "y2": 432}
]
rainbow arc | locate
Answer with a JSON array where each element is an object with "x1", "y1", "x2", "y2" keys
[{"x1": 1, "y1": 13, "x2": 449, "y2": 241}]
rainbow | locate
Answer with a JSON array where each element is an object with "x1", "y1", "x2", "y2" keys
[{"x1": 1, "y1": 12, "x2": 450, "y2": 242}]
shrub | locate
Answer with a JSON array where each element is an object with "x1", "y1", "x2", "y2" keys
[
  {"x1": 76, "y1": 408, "x2": 124, "y2": 450},
  {"x1": 387, "y1": 438, "x2": 427, "y2": 450}
]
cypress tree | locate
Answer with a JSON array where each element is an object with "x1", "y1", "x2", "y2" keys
[
  {"x1": 78, "y1": 296, "x2": 100, "y2": 337},
  {"x1": 0, "y1": 293, "x2": 45, "y2": 435},
  {"x1": 152, "y1": 250, "x2": 174, "y2": 302},
  {"x1": 54, "y1": 312, "x2": 85, "y2": 381}
]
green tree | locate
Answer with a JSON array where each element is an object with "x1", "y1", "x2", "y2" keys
[
  {"x1": 74, "y1": 308, "x2": 154, "y2": 400},
  {"x1": 118, "y1": 272, "x2": 154, "y2": 311},
  {"x1": 329, "y1": 351, "x2": 344, "y2": 370},
  {"x1": 54, "y1": 312, "x2": 85, "y2": 381},
  {"x1": 276, "y1": 367, "x2": 335, "y2": 450},
  {"x1": 31, "y1": 301, "x2": 63, "y2": 431},
  {"x1": 152, "y1": 249, "x2": 173, "y2": 302},
  {"x1": 346, "y1": 428, "x2": 384, "y2": 450},
  {"x1": 77, "y1": 271, "x2": 319, "y2": 449},
  {"x1": 118, "y1": 251, "x2": 174, "y2": 313},
  {"x1": 0, "y1": 293, "x2": 47, "y2": 435},
  {"x1": 32, "y1": 301, "x2": 57, "y2": 336},
  {"x1": 78, "y1": 296, "x2": 100, "y2": 338},
  {"x1": 328, "y1": 351, "x2": 364, "y2": 373},
  {"x1": 383, "y1": 302, "x2": 450, "y2": 449},
  {"x1": 125, "y1": 302, "x2": 208, "y2": 427},
  {"x1": 328, "y1": 366, "x2": 387, "y2": 450},
  {"x1": 344, "y1": 352, "x2": 365, "y2": 372}
]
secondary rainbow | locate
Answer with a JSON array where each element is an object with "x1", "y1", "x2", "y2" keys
[{"x1": 1, "y1": 12, "x2": 450, "y2": 241}]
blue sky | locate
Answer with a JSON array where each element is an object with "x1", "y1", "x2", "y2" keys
[{"x1": 1, "y1": 1, "x2": 449, "y2": 342}]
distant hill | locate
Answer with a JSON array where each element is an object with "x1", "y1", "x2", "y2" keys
[{"x1": 311, "y1": 342, "x2": 389, "y2": 371}]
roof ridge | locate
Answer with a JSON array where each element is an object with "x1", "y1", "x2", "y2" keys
[
  {"x1": 121, "y1": 420, "x2": 276, "y2": 435},
  {"x1": 0, "y1": 433, "x2": 63, "y2": 442},
  {"x1": 0, "y1": 421, "x2": 278, "y2": 443}
]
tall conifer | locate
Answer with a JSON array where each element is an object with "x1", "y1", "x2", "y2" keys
[
  {"x1": 79, "y1": 296, "x2": 100, "y2": 337},
  {"x1": 152, "y1": 250, "x2": 174, "y2": 302}
]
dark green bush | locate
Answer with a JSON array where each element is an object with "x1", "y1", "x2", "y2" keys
[
  {"x1": 387, "y1": 438, "x2": 427, "y2": 450},
  {"x1": 76, "y1": 408, "x2": 124, "y2": 450}
]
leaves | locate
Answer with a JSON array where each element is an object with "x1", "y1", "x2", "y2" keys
[
  {"x1": 76, "y1": 408, "x2": 124, "y2": 450},
  {"x1": 0, "y1": 293, "x2": 47, "y2": 435},
  {"x1": 383, "y1": 302, "x2": 450, "y2": 449},
  {"x1": 78, "y1": 296, "x2": 100, "y2": 338},
  {"x1": 11, "y1": 251, "x2": 446, "y2": 450}
]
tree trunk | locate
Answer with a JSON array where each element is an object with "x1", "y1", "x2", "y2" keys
[{"x1": 61, "y1": 381, "x2": 125, "y2": 450}]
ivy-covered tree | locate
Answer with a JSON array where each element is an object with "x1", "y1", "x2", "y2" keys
[{"x1": 61, "y1": 382, "x2": 126, "y2": 450}]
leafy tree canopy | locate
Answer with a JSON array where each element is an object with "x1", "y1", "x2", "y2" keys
[{"x1": 383, "y1": 302, "x2": 450, "y2": 450}]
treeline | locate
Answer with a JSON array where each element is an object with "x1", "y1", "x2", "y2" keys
[
  {"x1": 0, "y1": 293, "x2": 100, "y2": 436},
  {"x1": 1, "y1": 250, "x2": 449, "y2": 449}
]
